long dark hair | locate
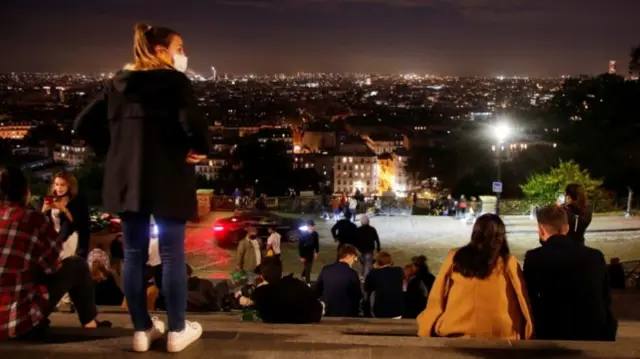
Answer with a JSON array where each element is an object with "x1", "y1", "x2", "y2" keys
[
  {"x1": 565, "y1": 183, "x2": 588, "y2": 214},
  {"x1": 452, "y1": 214, "x2": 510, "y2": 279}
]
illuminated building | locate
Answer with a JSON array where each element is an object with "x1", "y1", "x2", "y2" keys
[
  {"x1": 364, "y1": 134, "x2": 406, "y2": 155},
  {"x1": 333, "y1": 153, "x2": 378, "y2": 195},
  {"x1": 53, "y1": 142, "x2": 93, "y2": 167},
  {"x1": 0, "y1": 123, "x2": 32, "y2": 139},
  {"x1": 300, "y1": 129, "x2": 337, "y2": 153},
  {"x1": 195, "y1": 157, "x2": 227, "y2": 180},
  {"x1": 294, "y1": 153, "x2": 333, "y2": 179},
  {"x1": 609, "y1": 60, "x2": 617, "y2": 75}
]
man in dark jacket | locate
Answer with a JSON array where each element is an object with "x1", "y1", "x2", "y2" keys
[
  {"x1": 356, "y1": 215, "x2": 380, "y2": 278},
  {"x1": 298, "y1": 220, "x2": 319, "y2": 284},
  {"x1": 315, "y1": 244, "x2": 362, "y2": 317},
  {"x1": 331, "y1": 212, "x2": 357, "y2": 260},
  {"x1": 251, "y1": 257, "x2": 323, "y2": 324},
  {"x1": 364, "y1": 251, "x2": 404, "y2": 318},
  {"x1": 524, "y1": 204, "x2": 617, "y2": 341}
]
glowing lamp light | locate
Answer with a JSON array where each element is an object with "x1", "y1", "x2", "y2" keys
[
  {"x1": 298, "y1": 225, "x2": 309, "y2": 232},
  {"x1": 493, "y1": 123, "x2": 511, "y2": 144},
  {"x1": 152, "y1": 224, "x2": 159, "y2": 237},
  {"x1": 213, "y1": 225, "x2": 224, "y2": 232}
]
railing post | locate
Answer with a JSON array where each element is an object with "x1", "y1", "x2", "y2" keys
[{"x1": 626, "y1": 187, "x2": 633, "y2": 218}]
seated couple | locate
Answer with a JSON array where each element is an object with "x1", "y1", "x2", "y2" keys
[{"x1": 418, "y1": 207, "x2": 616, "y2": 341}]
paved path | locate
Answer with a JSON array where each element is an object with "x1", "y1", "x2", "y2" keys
[{"x1": 186, "y1": 213, "x2": 640, "y2": 279}]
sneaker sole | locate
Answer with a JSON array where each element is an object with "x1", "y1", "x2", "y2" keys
[{"x1": 166, "y1": 328, "x2": 203, "y2": 353}]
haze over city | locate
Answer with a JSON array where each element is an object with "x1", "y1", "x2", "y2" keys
[{"x1": 2, "y1": 0, "x2": 640, "y2": 75}]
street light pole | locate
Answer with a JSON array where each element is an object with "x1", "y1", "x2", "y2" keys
[
  {"x1": 626, "y1": 187, "x2": 633, "y2": 218},
  {"x1": 492, "y1": 122, "x2": 510, "y2": 216},
  {"x1": 496, "y1": 153, "x2": 501, "y2": 215}
]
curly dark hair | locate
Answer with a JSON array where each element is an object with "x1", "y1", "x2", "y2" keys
[{"x1": 452, "y1": 213, "x2": 510, "y2": 279}]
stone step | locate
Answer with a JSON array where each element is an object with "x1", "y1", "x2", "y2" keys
[{"x1": 2, "y1": 312, "x2": 640, "y2": 359}]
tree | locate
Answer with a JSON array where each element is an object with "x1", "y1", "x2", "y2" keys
[
  {"x1": 630, "y1": 45, "x2": 640, "y2": 76},
  {"x1": 548, "y1": 74, "x2": 640, "y2": 193},
  {"x1": 73, "y1": 159, "x2": 105, "y2": 207},
  {"x1": 216, "y1": 139, "x2": 294, "y2": 195},
  {"x1": 520, "y1": 160, "x2": 603, "y2": 205}
]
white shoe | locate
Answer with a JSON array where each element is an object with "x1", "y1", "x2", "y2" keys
[
  {"x1": 133, "y1": 317, "x2": 166, "y2": 352},
  {"x1": 167, "y1": 321, "x2": 203, "y2": 353}
]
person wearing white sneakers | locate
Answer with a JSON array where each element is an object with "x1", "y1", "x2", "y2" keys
[{"x1": 74, "y1": 22, "x2": 210, "y2": 353}]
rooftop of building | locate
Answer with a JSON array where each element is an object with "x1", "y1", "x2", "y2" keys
[
  {"x1": 367, "y1": 133, "x2": 404, "y2": 142},
  {"x1": 334, "y1": 149, "x2": 378, "y2": 158}
]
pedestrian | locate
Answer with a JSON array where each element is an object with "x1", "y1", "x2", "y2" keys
[
  {"x1": 355, "y1": 215, "x2": 380, "y2": 279},
  {"x1": 74, "y1": 23, "x2": 210, "y2": 353},
  {"x1": 298, "y1": 220, "x2": 319, "y2": 284}
]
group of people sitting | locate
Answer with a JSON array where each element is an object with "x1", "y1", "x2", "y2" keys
[
  {"x1": 236, "y1": 202, "x2": 616, "y2": 342},
  {"x1": 0, "y1": 157, "x2": 620, "y2": 345}
]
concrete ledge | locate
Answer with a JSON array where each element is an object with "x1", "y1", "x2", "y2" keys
[{"x1": 2, "y1": 313, "x2": 640, "y2": 359}]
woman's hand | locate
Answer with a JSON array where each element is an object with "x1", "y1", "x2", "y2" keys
[
  {"x1": 54, "y1": 198, "x2": 73, "y2": 222},
  {"x1": 41, "y1": 203, "x2": 52, "y2": 213},
  {"x1": 54, "y1": 198, "x2": 68, "y2": 210},
  {"x1": 186, "y1": 150, "x2": 206, "y2": 164}
]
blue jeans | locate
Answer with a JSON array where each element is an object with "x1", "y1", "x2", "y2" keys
[
  {"x1": 360, "y1": 252, "x2": 374, "y2": 279},
  {"x1": 121, "y1": 212, "x2": 187, "y2": 332}
]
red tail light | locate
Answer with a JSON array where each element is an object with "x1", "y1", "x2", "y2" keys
[{"x1": 214, "y1": 225, "x2": 225, "y2": 232}]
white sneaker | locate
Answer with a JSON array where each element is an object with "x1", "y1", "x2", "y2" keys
[
  {"x1": 167, "y1": 321, "x2": 203, "y2": 353},
  {"x1": 133, "y1": 317, "x2": 166, "y2": 352}
]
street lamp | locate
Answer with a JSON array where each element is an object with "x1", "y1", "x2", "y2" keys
[
  {"x1": 492, "y1": 122, "x2": 511, "y2": 215},
  {"x1": 494, "y1": 123, "x2": 511, "y2": 144}
]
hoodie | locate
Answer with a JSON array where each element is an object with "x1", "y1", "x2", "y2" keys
[{"x1": 73, "y1": 69, "x2": 210, "y2": 220}]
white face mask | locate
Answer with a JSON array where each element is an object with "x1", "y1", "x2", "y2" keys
[{"x1": 173, "y1": 54, "x2": 188, "y2": 73}]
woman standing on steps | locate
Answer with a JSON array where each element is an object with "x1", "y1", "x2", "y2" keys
[
  {"x1": 562, "y1": 184, "x2": 592, "y2": 244},
  {"x1": 74, "y1": 23, "x2": 210, "y2": 353}
]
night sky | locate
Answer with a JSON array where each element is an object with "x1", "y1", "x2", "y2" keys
[{"x1": 2, "y1": 0, "x2": 639, "y2": 76}]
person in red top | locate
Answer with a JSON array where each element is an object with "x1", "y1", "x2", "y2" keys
[{"x1": 0, "y1": 166, "x2": 111, "y2": 340}]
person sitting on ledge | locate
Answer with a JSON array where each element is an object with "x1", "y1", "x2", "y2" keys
[
  {"x1": 417, "y1": 213, "x2": 533, "y2": 339},
  {"x1": 316, "y1": 244, "x2": 362, "y2": 317},
  {"x1": 247, "y1": 256, "x2": 323, "y2": 324},
  {"x1": 0, "y1": 166, "x2": 111, "y2": 341},
  {"x1": 524, "y1": 204, "x2": 617, "y2": 341}
]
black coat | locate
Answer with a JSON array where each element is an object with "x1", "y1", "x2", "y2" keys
[
  {"x1": 316, "y1": 262, "x2": 362, "y2": 317},
  {"x1": 364, "y1": 266, "x2": 405, "y2": 318},
  {"x1": 523, "y1": 235, "x2": 617, "y2": 341},
  {"x1": 403, "y1": 276, "x2": 428, "y2": 319},
  {"x1": 356, "y1": 224, "x2": 380, "y2": 253},
  {"x1": 564, "y1": 204, "x2": 592, "y2": 244},
  {"x1": 44, "y1": 194, "x2": 91, "y2": 259},
  {"x1": 331, "y1": 219, "x2": 357, "y2": 246},
  {"x1": 298, "y1": 231, "x2": 319, "y2": 259},
  {"x1": 252, "y1": 274, "x2": 323, "y2": 324},
  {"x1": 74, "y1": 70, "x2": 210, "y2": 220}
]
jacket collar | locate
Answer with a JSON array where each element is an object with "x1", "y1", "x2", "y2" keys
[{"x1": 545, "y1": 234, "x2": 575, "y2": 246}]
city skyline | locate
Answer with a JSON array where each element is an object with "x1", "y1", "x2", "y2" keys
[{"x1": 2, "y1": 0, "x2": 640, "y2": 76}]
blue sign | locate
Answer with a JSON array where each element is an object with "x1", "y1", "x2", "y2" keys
[{"x1": 492, "y1": 181, "x2": 503, "y2": 193}]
